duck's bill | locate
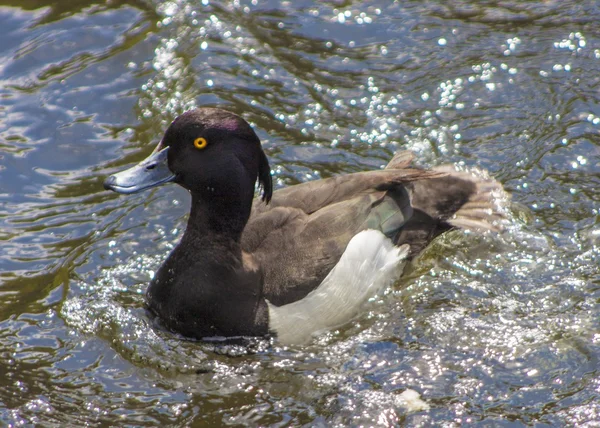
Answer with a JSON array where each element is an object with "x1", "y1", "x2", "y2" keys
[{"x1": 104, "y1": 147, "x2": 175, "y2": 194}]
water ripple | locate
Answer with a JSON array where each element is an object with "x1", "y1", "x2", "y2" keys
[{"x1": 1, "y1": 0, "x2": 600, "y2": 426}]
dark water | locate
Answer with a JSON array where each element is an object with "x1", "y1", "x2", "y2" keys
[{"x1": 1, "y1": 0, "x2": 599, "y2": 425}]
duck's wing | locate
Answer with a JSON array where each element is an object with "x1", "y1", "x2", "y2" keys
[
  {"x1": 242, "y1": 167, "x2": 441, "y2": 305},
  {"x1": 242, "y1": 151, "x2": 508, "y2": 305},
  {"x1": 250, "y1": 167, "x2": 445, "y2": 217}
]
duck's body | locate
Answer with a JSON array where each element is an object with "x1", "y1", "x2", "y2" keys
[{"x1": 104, "y1": 108, "x2": 506, "y2": 341}]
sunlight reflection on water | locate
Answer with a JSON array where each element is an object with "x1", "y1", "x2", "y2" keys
[{"x1": 1, "y1": 0, "x2": 599, "y2": 425}]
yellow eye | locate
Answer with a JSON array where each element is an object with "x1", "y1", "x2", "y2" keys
[{"x1": 193, "y1": 137, "x2": 208, "y2": 149}]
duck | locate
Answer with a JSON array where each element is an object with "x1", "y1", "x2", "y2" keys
[{"x1": 104, "y1": 107, "x2": 506, "y2": 343}]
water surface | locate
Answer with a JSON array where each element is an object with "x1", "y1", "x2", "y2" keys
[{"x1": 1, "y1": 0, "x2": 599, "y2": 425}]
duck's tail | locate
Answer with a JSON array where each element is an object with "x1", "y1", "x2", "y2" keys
[
  {"x1": 385, "y1": 151, "x2": 509, "y2": 256},
  {"x1": 431, "y1": 165, "x2": 508, "y2": 232}
]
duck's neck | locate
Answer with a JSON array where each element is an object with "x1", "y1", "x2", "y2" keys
[{"x1": 187, "y1": 185, "x2": 253, "y2": 243}]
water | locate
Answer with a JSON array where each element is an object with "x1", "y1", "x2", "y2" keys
[{"x1": 1, "y1": 0, "x2": 599, "y2": 425}]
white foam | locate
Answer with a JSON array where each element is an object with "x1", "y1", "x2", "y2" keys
[
  {"x1": 398, "y1": 389, "x2": 430, "y2": 412},
  {"x1": 267, "y1": 229, "x2": 409, "y2": 345}
]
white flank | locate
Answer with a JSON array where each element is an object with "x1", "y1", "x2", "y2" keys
[{"x1": 267, "y1": 229, "x2": 410, "y2": 345}]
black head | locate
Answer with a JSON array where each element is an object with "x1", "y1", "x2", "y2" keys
[
  {"x1": 104, "y1": 107, "x2": 272, "y2": 204},
  {"x1": 161, "y1": 108, "x2": 273, "y2": 203}
]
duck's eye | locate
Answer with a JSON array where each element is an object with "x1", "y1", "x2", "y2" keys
[{"x1": 193, "y1": 137, "x2": 208, "y2": 150}]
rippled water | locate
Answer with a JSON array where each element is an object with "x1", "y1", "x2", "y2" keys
[{"x1": 1, "y1": 0, "x2": 599, "y2": 425}]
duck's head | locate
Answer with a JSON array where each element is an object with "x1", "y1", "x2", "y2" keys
[{"x1": 104, "y1": 108, "x2": 273, "y2": 204}]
